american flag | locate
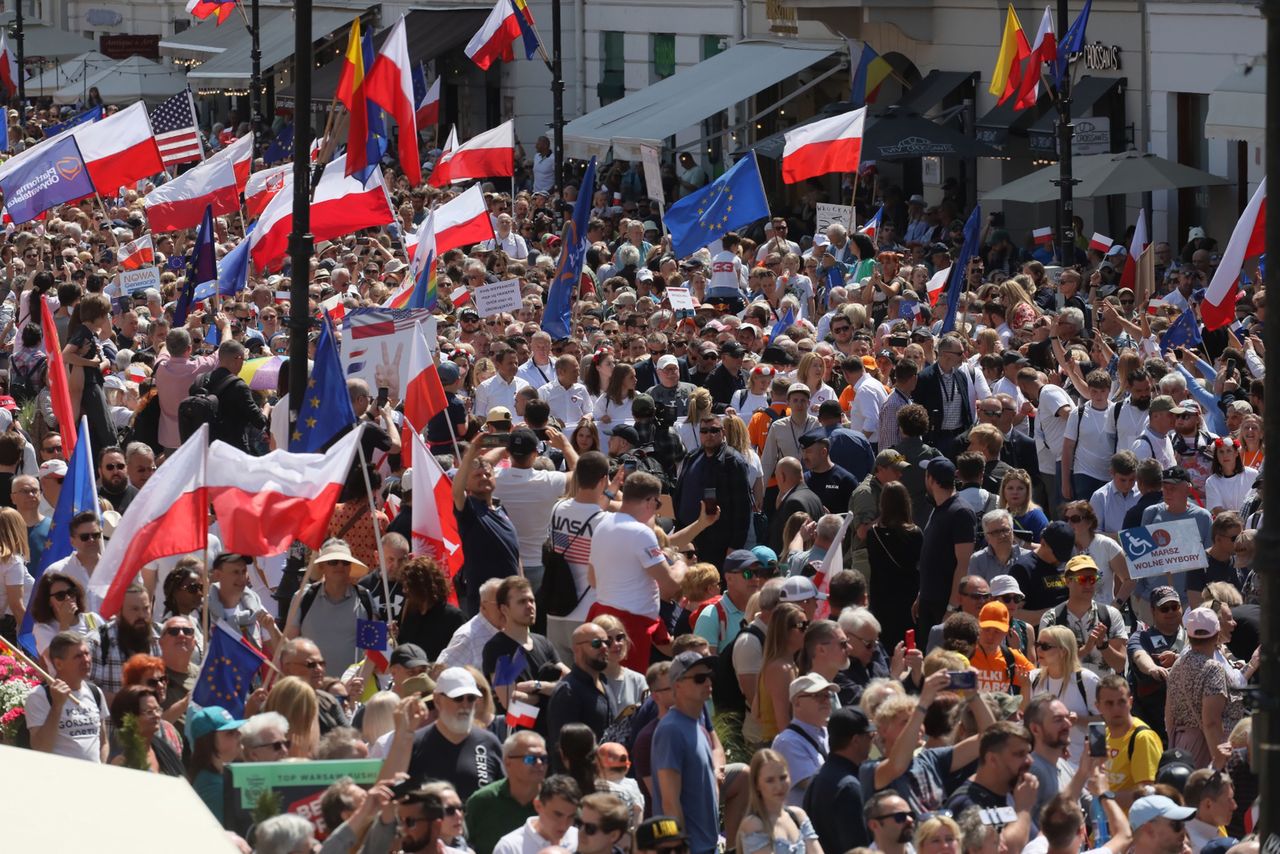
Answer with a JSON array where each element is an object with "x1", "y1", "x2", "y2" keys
[{"x1": 150, "y1": 90, "x2": 203, "y2": 168}]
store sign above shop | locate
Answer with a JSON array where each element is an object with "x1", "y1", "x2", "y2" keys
[
  {"x1": 1029, "y1": 119, "x2": 1112, "y2": 157},
  {"x1": 1071, "y1": 42, "x2": 1122, "y2": 71}
]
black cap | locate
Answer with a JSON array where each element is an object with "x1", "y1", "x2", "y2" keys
[
  {"x1": 721, "y1": 341, "x2": 746, "y2": 358},
  {"x1": 828, "y1": 707, "x2": 875, "y2": 743},
  {"x1": 212, "y1": 553, "x2": 252, "y2": 568},
  {"x1": 817, "y1": 399, "x2": 844, "y2": 420},
  {"x1": 929, "y1": 242, "x2": 951, "y2": 256},
  {"x1": 1002, "y1": 350, "x2": 1029, "y2": 366},
  {"x1": 1042, "y1": 520, "x2": 1077, "y2": 562},
  {"x1": 635, "y1": 817, "x2": 686, "y2": 850},
  {"x1": 389, "y1": 644, "x2": 430, "y2": 668},
  {"x1": 631, "y1": 393, "x2": 656, "y2": 418},
  {"x1": 507, "y1": 427, "x2": 539, "y2": 457},
  {"x1": 611, "y1": 424, "x2": 641, "y2": 447},
  {"x1": 797, "y1": 429, "x2": 829, "y2": 449},
  {"x1": 1161, "y1": 465, "x2": 1193, "y2": 485}
]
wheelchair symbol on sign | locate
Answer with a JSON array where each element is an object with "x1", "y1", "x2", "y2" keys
[{"x1": 1121, "y1": 527, "x2": 1169, "y2": 559}]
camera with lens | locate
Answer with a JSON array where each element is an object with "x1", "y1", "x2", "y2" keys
[{"x1": 655, "y1": 402, "x2": 678, "y2": 428}]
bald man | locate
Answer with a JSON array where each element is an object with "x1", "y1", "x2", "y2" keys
[
  {"x1": 770, "y1": 457, "x2": 825, "y2": 553},
  {"x1": 546, "y1": 622, "x2": 611, "y2": 769}
]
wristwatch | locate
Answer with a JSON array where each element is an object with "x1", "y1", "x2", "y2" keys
[{"x1": 1097, "y1": 791, "x2": 1116, "y2": 801}]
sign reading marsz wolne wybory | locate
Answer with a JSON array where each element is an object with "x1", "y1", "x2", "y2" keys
[
  {"x1": 0, "y1": 136, "x2": 97, "y2": 225},
  {"x1": 1119, "y1": 520, "x2": 1207, "y2": 579}
]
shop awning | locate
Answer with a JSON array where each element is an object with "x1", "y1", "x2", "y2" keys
[
  {"x1": 748, "y1": 101, "x2": 999, "y2": 161},
  {"x1": 186, "y1": 9, "x2": 352, "y2": 90},
  {"x1": 975, "y1": 88, "x2": 1053, "y2": 151},
  {"x1": 1206, "y1": 60, "x2": 1265, "y2": 144},
  {"x1": 1027, "y1": 75, "x2": 1123, "y2": 156},
  {"x1": 277, "y1": 8, "x2": 490, "y2": 102},
  {"x1": 563, "y1": 40, "x2": 841, "y2": 161},
  {"x1": 892, "y1": 70, "x2": 977, "y2": 115},
  {"x1": 160, "y1": 10, "x2": 289, "y2": 61},
  {"x1": 8, "y1": 24, "x2": 99, "y2": 59}
]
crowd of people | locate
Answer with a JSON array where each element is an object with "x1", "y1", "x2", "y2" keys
[{"x1": 0, "y1": 101, "x2": 1267, "y2": 854}]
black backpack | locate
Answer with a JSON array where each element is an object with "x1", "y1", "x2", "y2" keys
[
  {"x1": 713, "y1": 622, "x2": 764, "y2": 715},
  {"x1": 14, "y1": 681, "x2": 105, "y2": 749},
  {"x1": 178, "y1": 372, "x2": 237, "y2": 443},
  {"x1": 9, "y1": 353, "x2": 45, "y2": 406},
  {"x1": 538, "y1": 508, "x2": 601, "y2": 622}
]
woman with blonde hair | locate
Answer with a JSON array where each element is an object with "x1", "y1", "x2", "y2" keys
[
  {"x1": 0, "y1": 505, "x2": 32, "y2": 633},
  {"x1": 265, "y1": 675, "x2": 320, "y2": 759},
  {"x1": 361, "y1": 690, "x2": 400, "y2": 753},
  {"x1": 592, "y1": 613, "x2": 649, "y2": 710},
  {"x1": 736, "y1": 748, "x2": 821, "y2": 854},
  {"x1": 1027, "y1": 624, "x2": 1099, "y2": 766},
  {"x1": 999, "y1": 277, "x2": 1039, "y2": 330},
  {"x1": 752, "y1": 602, "x2": 806, "y2": 745},
  {"x1": 722, "y1": 414, "x2": 766, "y2": 520},
  {"x1": 1240, "y1": 414, "x2": 1264, "y2": 469},
  {"x1": 795, "y1": 352, "x2": 835, "y2": 415},
  {"x1": 914, "y1": 814, "x2": 962, "y2": 854},
  {"x1": 998, "y1": 468, "x2": 1047, "y2": 545},
  {"x1": 677, "y1": 387, "x2": 714, "y2": 450}
]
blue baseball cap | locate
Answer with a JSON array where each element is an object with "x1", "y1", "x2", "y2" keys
[
  {"x1": 1128, "y1": 795, "x2": 1196, "y2": 830},
  {"x1": 750, "y1": 546, "x2": 779, "y2": 569},
  {"x1": 724, "y1": 550, "x2": 760, "y2": 573},
  {"x1": 186, "y1": 706, "x2": 246, "y2": 743}
]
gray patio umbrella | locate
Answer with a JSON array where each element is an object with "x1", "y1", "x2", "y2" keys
[{"x1": 981, "y1": 151, "x2": 1231, "y2": 203}]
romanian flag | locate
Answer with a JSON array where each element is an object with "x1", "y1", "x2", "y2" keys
[
  {"x1": 849, "y1": 41, "x2": 892, "y2": 109},
  {"x1": 511, "y1": 0, "x2": 541, "y2": 59},
  {"x1": 990, "y1": 4, "x2": 1031, "y2": 105},
  {"x1": 338, "y1": 18, "x2": 370, "y2": 179}
]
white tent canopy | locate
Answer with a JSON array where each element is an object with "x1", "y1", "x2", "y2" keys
[
  {"x1": 25, "y1": 51, "x2": 116, "y2": 98},
  {"x1": 52, "y1": 55, "x2": 187, "y2": 106}
]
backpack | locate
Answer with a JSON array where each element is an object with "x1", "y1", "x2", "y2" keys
[
  {"x1": 1046, "y1": 601, "x2": 1112, "y2": 650},
  {"x1": 1124, "y1": 724, "x2": 1154, "y2": 762},
  {"x1": 178, "y1": 372, "x2": 237, "y2": 443},
  {"x1": 13, "y1": 681, "x2": 105, "y2": 749},
  {"x1": 538, "y1": 508, "x2": 602, "y2": 621},
  {"x1": 9, "y1": 352, "x2": 45, "y2": 406},
  {"x1": 298, "y1": 581, "x2": 375, "y2": 625},
  {"x1": 713, "y1": 622, "x2": 764, "y2": 715}
]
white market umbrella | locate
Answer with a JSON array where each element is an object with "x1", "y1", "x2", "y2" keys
[
  {"x1": 52, "y1": 55, "x2": 187, "y2": 105},
  {"x1": 26, "y1": 50, "x2": 116, "y2": 98}
]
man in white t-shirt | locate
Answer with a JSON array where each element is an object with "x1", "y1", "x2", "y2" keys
[
  {"x1": 1061, "y1": 370, "x2": 1117, "y2": 503},
  {"x1": 24, "y1": 631, "x2": 110, "y2": 762},
  {"x1": 494, "y1": 426, "x2": 578, "y2": 594},
  {"x1": 1129, "y1": 395, "x2": 1178, "y2": 469},
  {"x1": 1017, "y1": 370, "x2": 1075, "y2": 519},
  {"x1": 545, "y1": 451, "x2": 612, "y2": 660},
  {"x1": 706, "y1": 233, "x2": 747, "y2": 310},
  {"x1": 587, "y1": 472, "x2": 686, "y2": 671}
]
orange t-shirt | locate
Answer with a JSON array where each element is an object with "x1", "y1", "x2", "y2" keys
[
  {"x1": 748, "y1": 403, "x2": 790, "y2": 453},
  {"x1": 838, "y1": 384, "x2": 856, "y2": 415},
  {"x1": 970, "y1": 643, "x2": 1033, "y2": 694}
]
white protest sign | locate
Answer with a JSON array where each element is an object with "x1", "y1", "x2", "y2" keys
[
  {"x1": 816, "y1": 202, "x2": 854, "y2": 233},
  {"x1": 666, "y1": 287, "x2": 695, "y2": 311},
  {"x1": 472, "y1": 278, "x2": 523, "y2": 318},
  {"x1": 1119, "y1": 519, "x2": 1208, "y2": 579},
  {"x1": 341, "y1": 309, "x2": 437, "y2": 401},
  {"x1": 117, "y1": 266, "x2": 161, "y2": 295},
  {"x1": 640, "y1": 144, "x2": 664, "y2": 205}
]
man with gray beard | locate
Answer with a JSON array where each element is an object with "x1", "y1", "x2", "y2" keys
[{"x1": 384, "y1": 666, "x2": 505, "y2": 797}]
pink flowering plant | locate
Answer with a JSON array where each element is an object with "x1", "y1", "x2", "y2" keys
[{"x1": 0, "y1": 654, "x2": 40, "y2": 744}]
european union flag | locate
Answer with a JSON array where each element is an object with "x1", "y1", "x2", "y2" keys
[
  {"x1": 543, "y1": 156, "x2": 596, "y2": 339},
  {"x1": 412, "y1": 62, "x2": 428, "y2": 108},
  {"x1": 19, "y1": 417, "x2": 98, "y2": 654},
  {"x1": 43, "y1": 106, "x2": 102, "y2": 137},
  {"x1": 940, "y1": 205, "x2": 982, "y2": 335},
  {"x1": 175, "y1": 205, "x2": 217, "y2": 326},
  {"x1": 356, "y1": 619, "x2": 389, "y2": 651},
  {"x1": 1054, "y1": 0, "x2": 1092, "y2": 88},
  {"x1": 290, "y1": 314, "x2": 357, "y2": 452},
  {"x1": 264, "y1": 123, "x2": 293, "y2": 165},
  {"x1": 1161, "y1": 307, "x2": 1203, "y2": 355},
  {"x1": 511, "y1": 0, "x2": 541, "y2": 60},
  {"x1": 770, "y1": 306, "x2": 794, "y2": 341},
  {"x1": 493, "y1": 648, "x2": 527, "y2": 687},
  {"x1": 193, "y1": 624, "x2": 268, "y2": 719},
  {"x1": 666, "y1": 152, "x2": 770, "y2": 259}
]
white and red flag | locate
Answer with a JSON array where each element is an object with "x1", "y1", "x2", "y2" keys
[
  {"x1": 75, "y1": 101, "x2": 165, "y2": 196},
  {"x1": 417, "y1": 76, "x2": 441, "y2": 128},
  {"x1": 781, "y1": 107, "x2": 865, "y2": 185},
  {"x1": 244, "y1": 164, "x2": 291, "y2": 219},
  {"x1": 1119, "y1": 209, "x2": 1148, "y2": 289},
  {"x1": 1032, "y1": 226, "x2": 1053, "y2": 246},
  {"x1": 118, "y1": 234, "x2": 155, "y2": 270},
  {"x1": 0, "y1": 32, "x2": 18, "y2": 98},
  {"x1": 1203, "y1": 178, "x2": 1267, "y2": 330},
  {"x1": 428, "y1": 121, "x2": 513, "y2": 187},
  {"x1": 432, "y1": 183, "x2": 496, "y2": 253},
  {"x1": 403, "y1": 320, "x2": 449, "y2": 450},
  {"x1": 466, "y1": 0, "x2": 526, "y2": 70},
  {"x1": 1088, "y1": 232, "x2": 1113, "y2": 253},
  {"x1": 1014, "y1": 7, "x2": 1057, "y2": 109},
  {"x1": 361, "y1": 16, "x2": 421, "y2": 185},
  {"x1": 91, "y1": 426, "x2": 209, "y2": 618},
  {"x1": 143, "y1": 151, "x2": 239, "y2": 231},
  {"x1": 408, "y1": 428, "x2": 463, "y2": 577}
]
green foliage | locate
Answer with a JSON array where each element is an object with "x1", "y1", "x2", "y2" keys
[
  {"x1": 118, "y1": 713, "x2": 150, "y2": 771},
  {"x1": 253, "y1": 789, "x2": 283, "y2": 824}
]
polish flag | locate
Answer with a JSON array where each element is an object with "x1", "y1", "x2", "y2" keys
[
  {"x1": 505, "y1": 698, "x2": 540, "y2": 729},
  {"x1": 926, "y1": 264, "x2": 952, "y2": 307},
  {"x1": 320, "y1": 292, "x2": 348, "y2": 323},
  {"x1": 404, "y1": 320, "x2": 449, "y2": 448},
  {"x1": 1032, "y1": 226, "x2": 1053, "y2": 246},
  {"x1": 1014, "y1": 7, "x2": 1056, "y2": 110},
  {"x1": 408, "y1": 428, "x2": 463, "y2": 574},
  {"x1": 250, "y1": 154, "x2": 394, "y2": 271},
  {"x1": 432, "y1": 184, "x2": 496, "y2": 254},
  {"x1": 466, "y1": 0, "x2": 525, "y2": 70},
  {"x1": 91, "y1": 426, "x2": 209, "y2": 618},
  {"x1": 75, "y1": 101, "x2": 165, "y2": 196},
  {"x1": 245, "y1": 165, "x2": 292, "y2": 219},
  {"x1": 142, "y1": 153, "x2": 239, "y2": 232},
  {"x1": 206, "y1": 131, "x2": 254, "y2": 191},
  {"x1": 1088, "y1": 232, "x2": 1113, "y2": 253},
  {"x1": 417, "y1": 76, "x2": 441, "y2": 128},
  {"x1": 428, "y1": 120, "x2": 513, "y2": 187},
  {"x1": 1203, "y1": 178, "x2": 1266, "y2": 330},
  {"x1": 118, "y1": 233, "x2": 155, "y2": 270},
  {"x1": 858, "y1": 206, "x2": 882, "y2": 242},
  {"x1": 207, "y1": 426, "x2": 363, "y2": 555},
  {"x1": 1119, "y1": 209, "x2": 1147, "y2": 289},
  {"x1": 781, "y1": 107, "x2": 865, "y2": 185},
  {"x1": 362, "y1": 16, "x2": 421, "y2": 185},
  {"x1": 0, "y1": 32, "x2": 17, "y2": 98},
  {"x1": 42, "y1": 297, "x2": 76, "y2": 461}
]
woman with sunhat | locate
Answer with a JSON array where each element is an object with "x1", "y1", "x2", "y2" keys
[{"x1": 283, "y1": 538, "x2": 375, "y2": 676}]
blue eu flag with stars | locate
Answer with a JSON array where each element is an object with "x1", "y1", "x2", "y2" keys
[
  {"x1": 665, "y1": 151, "x2": 770, "y2": 259},
  {"x1": 290, "y1": 314, "x2": 357, "y2": 452},
  {"x1": 1161, "y1": 307, "x2": 1203, "y2": 355},
  {"x1": 193, "y1": 624, "x2": 268, "y2": 718},
  {"x1": 356, "y1": 619, "x2": 389, "y2": 651}
]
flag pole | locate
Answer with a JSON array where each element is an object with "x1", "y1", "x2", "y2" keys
[
  {"x1": 356, "y1": 439, "x2": 394, "y2": 620},
  {"x1": 0, "y1": 635, "x2": 88, "y2": 708},
  {"x1": 847, "y1": 171, "x2": 860, "y2": 231}
]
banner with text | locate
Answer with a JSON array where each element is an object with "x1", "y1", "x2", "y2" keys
[{"x1": 1119, "y1": 520, "x2": 1207, "y2": 579}]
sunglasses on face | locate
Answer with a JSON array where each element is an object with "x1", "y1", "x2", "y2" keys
[
  {"x1": 253, "y1": 739, "x2": 290, "y2": 752},
  {"x1": 50, "y1": 588, "x2": 75, "y2": 602},
  {"x1": 576, "y1": 820, "x2": 604, "y2": 835},
  {"x1": 1065, "y1": 515, "x2": 1085, "y2": 524},
  {"x1": 181, "y1": 582, "x2": 204, "y2": 595},
  {"x1": 1157, "y1": 602, "x2": 1183, "y2": 613},
  {"x1": 1069, "y1": 574, "x2": 1098, "y2": 585},
  {"x1": 607, "y1": 633, "x2": 627, "y2": 646},
  {"x1": 145, "y1": 676, "x2": 167, "y2": 688},
  {"x1": 699, "y1": 426, "x2": 722, "y2": 434},
  {"x1": 1035, "y1": 641, "x2": 1057, "y2": 652},
  {"x1": 682, "y1": 672, "x2": 713, "y2": 685},
  {"x1": 103, "y1": 463, "x2": 125, "y2": 472},
  {"x1": 42, "y1": 445, "x2": 62, "y2": 454},
  {"x1": 998, "y1": 594, "x2": 1025, "y2": 605},
  {"x1": 77, "y1": 532, "x2": 102, "y2": 542},
  {"x1": 584, "y1": 638, "x2": 608, "y2": 649},
  {"x1": 873, "y1": 812, "x2": 912, "y2": 824},
  {"x1": 792, "y1": 621, "x2": 810, "y2": 632},
  {"x1": 512, "y1": 753, "x2": 549, "y2": 765},
  {"x1": 165, "y1": 626, "x2": 196, "y2": 637}
]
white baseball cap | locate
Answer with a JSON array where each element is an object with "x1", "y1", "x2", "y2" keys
[
  {"x1": 435, "y1": 667, "x2": 482, "y2": 699},
  {"x1": 778, "y1": 576, "x2": 826, "y2": 603}
]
